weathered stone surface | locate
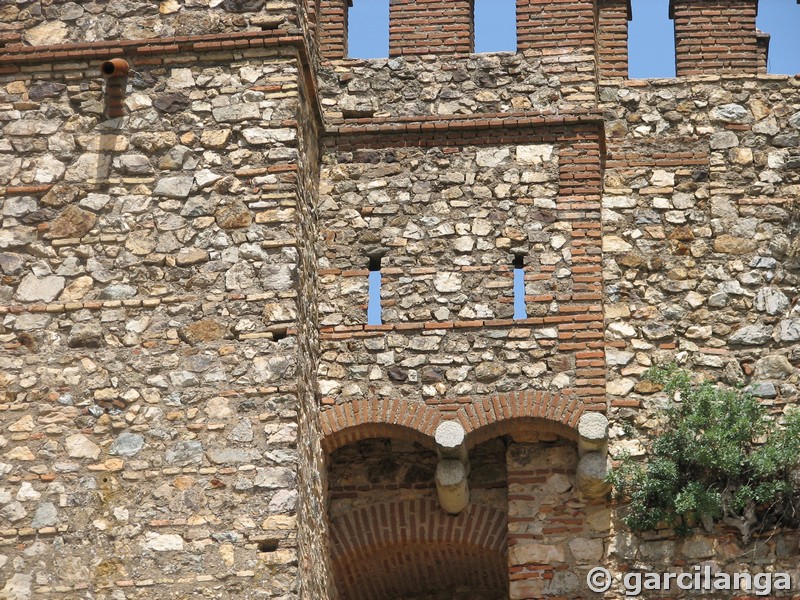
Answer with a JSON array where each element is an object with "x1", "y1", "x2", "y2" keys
[
  {"x1": 215, "y1": 201, "x2": 253, "y2": 228},
  {"x1": 9, "y1": 415, "x2": 35, "y2": 433},
  {"x1": 710, "y1": 131, "x2": 738, "y2": 149},
  {"x1": 642, "y1": 322, "x2": 672, "y2": 340},
  {"x1": 510, "y1": 541, "x2": 565, "y2": 567},
  {"x1": 576, "y1": 452, "x2": 610, "y2": 498},
  {"x1": 175, "y1": 248, "x2": 209, "y2": 266},
  {"x1": 144, "y1": 532, "x2": 184, "y2": 552},
  {"x1": 0, "y1": 573, "x2": 32, "y2": 600},
  {"x1": 0, "y1": 253, "x2": 24, "y2": 275},
  {"x1": 65, "y1": 434, "x2": 101, "y2": 460},
  {"x1": 714, "y1": 235, "x2": 758, "y2": 255},
  {"x1": 41, "y1": 183, "x2": 80, "y2": 207},
  {"x1": 746, "y1": 381, "x2": 777, "y2": 398},
  {"x1": 61, "y1": 276, "x2": 95, "y2": 300},
  {"x1": 788, "y1": 111, "x2": 800, "y2": 130},
  {"x1": 778, "y1": 319, "x2": 800, "y2": 342},
  {"x1": 64, "y1": 154, "x2": 112, "y2": 182},
  {"x1": 117, "y1": 154, "x2": 154, "y2": 175},
  {"x1": 165, "y1": 441, "x2": 203, "y2": 466},
  {"x1": 15, "y1": 274, "x2": 65, "y2": 302},
  {"x1": 195, "y1": 168, "x2": 223, "y2": 189},
  {"x1": 79, "y1": 193, "x2": 111, "y2": 212},
  {"x1": 578, "y1": 413, "x2": 608, "y2": 445},
  {"x1": 262, "y1": 264, "x2": 294, "y2": 290},
  {"x1": 153, "y1": 93, "x2": 190, "y2": 113},
  {"x1": 125, "y1": 231, "x2": 158, "y2": 255},
  {"x1": 207, "y1": 447, "x2": 262, "y2": 464},
  {"x1": 476, "y1": 147, "x2": 510, "y2": 168},
  {"x1": 67, "y1": 323, "x2": 103, "y2": 348},
  {"x1": 180, "y1": 319, "x2": 227, "y2": 344},
  {"x1": 753, "y1": 355, "x2": 795, "y2": 379},
  {"x1": 753, "y1": 287, "x2": 790, "y2": 316},
  {"x1": 254, "y1": 467, "x2": 296, "y2": 489},
  {"x1": 24, "y1": 21, "x2": 68, "y2": 46},
  {"x1": 212, "y1": 103, "x2": 261, "y2": 123},
  {"x1": 3, "y1": 197, "x2": 37, "y2": 219},
  {"x1": 729, "y1": 325, "x2": 773, "y2": 346},
  {"x1": 99, "y1": 284, "x2": 137, "y2": 300},
  {"x1": 650, "y1": 169, "x2": 675, "y2": 187},
  {"x1": 31, "y1": 502, "x2": 58, "y2": 528},
  {"x1": 474, "y1": 362, "x2": 505, "y2": 382},
  {"x1": 242, "y1": 127, "x2": 296, "y2": 145},
  {"x1": 568, "y1": 538, "x2": 604, "y2": 562},
  {"x1": 109, "y1": 433, "x2": 145, "y2": 457},
  {"x1": 229, "y1": 419, "x2": 255, "y2": 443},
  {"x1": 44, "y1": 205, "x2": 96, "y2": 239},
  {"x1": 711, "y1": 103, "x2": 749, "y2": 123},
  {"x1": 154, "y1": 176, "x2": 194, "y2": 198},
  {"x1": 681, "y1": 536, "x2": 715, "y2": 559},
  {"x1": 253, "y1": 355, "x2": 295, "y2": 383},
  {"x1": 222, "y1": 0, "x2": 265, "y2": 12},
  {"x1": 433, "y1": 272, "x2": 461, "y2": 293},
  {"x1": 603, "y1": 236, "x2": 632, "y2": 252},
  {"x1": 200, "y1": 129, "x2": 232, "y2": 148}
]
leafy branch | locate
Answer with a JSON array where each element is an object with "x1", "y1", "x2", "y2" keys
[{"x1": 608, "y1": 364, "x2": 800, "y2": 543}]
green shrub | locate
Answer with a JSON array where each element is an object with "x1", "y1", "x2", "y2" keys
[{"x1": 608, "y1": 364, "x2": 800, "y2": 543}]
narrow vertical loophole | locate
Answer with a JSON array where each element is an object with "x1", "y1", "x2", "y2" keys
[
  {"x1": 368, "y1": 256, "x2": 382, "y2": 326},
  {"x1": 513, "y1": 254, "x2": 527, "y2": 320}
]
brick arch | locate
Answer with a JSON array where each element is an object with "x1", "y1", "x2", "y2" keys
[
  {"x1": 320, "y1": 398, "x2": 440, "y2": 454},
  {"x1": 330, "y1": 499, "x2": 508, "y2": 600},
  {"x1": 457, "y1": 391, "x2": 586, "y2": 448}
]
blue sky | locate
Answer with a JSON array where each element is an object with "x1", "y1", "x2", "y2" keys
[{"x1": 347, "y1": 0, "x2": 800, "y2": 76}]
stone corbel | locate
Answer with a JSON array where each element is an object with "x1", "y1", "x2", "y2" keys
[
  {"x1": 434, "y1": 421, "x2": 470, "y2": 515},
  {"x1": 576, "y1": 412, "x2": 611, "y2": 499}
]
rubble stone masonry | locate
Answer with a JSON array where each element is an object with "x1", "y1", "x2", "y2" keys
[{"x1": 1, "y1": 0, "x2": 800, "y2": 598}]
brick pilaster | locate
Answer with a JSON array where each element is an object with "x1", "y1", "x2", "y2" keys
[
  {"x1": 670, "y1": 0, "x2": 764, "y2": 75},
  {"x1": 597, "y1": 0, "x2": 631, "y2": 78},
  {"x1": 389, "y1": 0, "x2": 474, "y2": 56},
  {"x1": 516, "y1": 0, "x2": 596, "y2": 55},
  {"x1": 319, "y1": 0, "x2": 350, "y2": 60}
]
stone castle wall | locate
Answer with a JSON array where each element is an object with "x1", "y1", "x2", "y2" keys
[
  {"x1": 0, "y1": 7, "x2": 333, "y2": 596},
  {"x1": 1, "y1": 0, "x2": 800, "y2": 598}
]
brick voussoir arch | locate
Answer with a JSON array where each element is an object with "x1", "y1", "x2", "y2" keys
[
  {"x1": 320, "y1": 391, "x2": 592, "y2": 454},
  {"x1": 320, "y1": 398, "x2": 441, "y2": 454},
  {"x1": 330, "y1": 498, "x2": 508, "y2": 558},
  {"x1": 458, "y1": 390, "x2": 587, "y2": 448}
]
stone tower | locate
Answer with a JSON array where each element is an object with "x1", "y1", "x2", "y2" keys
[{"x1": 1, "y1": 0, "x2": 799, "y2": 598}]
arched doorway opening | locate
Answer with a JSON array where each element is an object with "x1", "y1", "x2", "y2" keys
[{"x1": 326, "y1": 435, "x2": 509, "y2": 600}]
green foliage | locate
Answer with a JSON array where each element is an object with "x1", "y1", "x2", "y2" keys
[{"x1": 608, "y1": 364, "x2": 800, "y2": 542}]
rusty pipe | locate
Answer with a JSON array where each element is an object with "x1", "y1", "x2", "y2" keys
[{"x1": 100, "y1": 58, "x2": 129, "y2": 79}]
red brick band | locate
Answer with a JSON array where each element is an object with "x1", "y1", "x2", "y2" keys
[{"x1": 320, "y1": 392, "x2": 590, "y2": 454}]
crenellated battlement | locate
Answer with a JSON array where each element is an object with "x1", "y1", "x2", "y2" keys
[{"x1": 320, "y1": 0, "x2": 779, "y2": 78}]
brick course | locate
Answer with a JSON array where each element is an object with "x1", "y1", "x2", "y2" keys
[{"x1": 671, "y1": 0, "x2": 762, "y2": 76}]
